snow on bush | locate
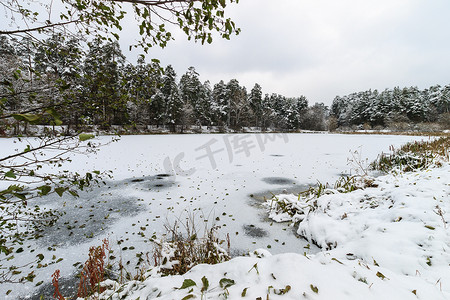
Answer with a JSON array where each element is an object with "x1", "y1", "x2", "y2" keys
[{"x1": 85, "y1": 161, "x2": 449, "y2": 299}]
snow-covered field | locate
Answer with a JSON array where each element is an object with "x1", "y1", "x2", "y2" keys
[
  {"x1": 100, "y1": 163, "x2": 450, "y2": 300},
  {"x1": 1, "y1": 133, "x2": 443, "y2": 299}
]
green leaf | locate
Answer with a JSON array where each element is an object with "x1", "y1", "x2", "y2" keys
[
  {"x1": 310, "y1": 284, "x2": 318, "y2": 294},
  {"x1": 69, "y1": 190, "x2": 79, "y2": 197},
  {"x1": 45, "y1": 108, "x2": 63, "y2": 125},
  {"x1": 181, "y1": 295, "x2": 196, "y2": 300},
  {"x1": 273, "y1": 285, "x2": 291, "y2": 295},
  {"x1": 376, "y1": 271, "x2": 387, "y2": 280},
  {"x1": 219, "y1": 278, "x2": 235, "y2": 289},
  {"x1": 12, "y1": 113, "x2": 40, "y2": 124},
  {"x1": 13, "y1": 70, "x2": 21, "y2": 80},
  {"x1": 424, "y1": 225, "x2": 435, "y2": 230},
  {"x1": 13, "y1": 193, "x2": 27, "y2": 201},
  {"x1": 55, "y1": 187, "x2": 66, "y2": 197},
  {"x1": 79, "y1": 133, "x2": 95, "y2": 141},
  {"x1": 201, "y1": 276, "x2": 209, "y2": 292},
  {"x1": 179, "y1": 279, "x2": 196, "y2": 289},
  {"x1": 241, "y1": 287, "x2": 248, "y2": 297},
  {"x1": 24, "y1": 145, "x2": 31, "y2": 153},
  {"x1": 0, "y1": 245, "x2": 12, "y2": 255},
  {"x1": 5, "y1": 170, "x2": 16, "y2": 179},
  {"x1": 331, "y1": 258, "x2": 343, "y2": 264},
  {"x1": 38, "y1": 185, "x2": 51, "y2": 196},
  {"x1": 24, "y1": 271, "x2": 36, "y2": 282},
  {"x1": 53, "y1": 119, "x2": 63, "y2": 126},
  {"x1": 6, "y1": 185, "x2": 22, "y2": 193}
]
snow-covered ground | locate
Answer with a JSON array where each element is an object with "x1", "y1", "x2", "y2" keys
[
  {"x1": 0, "y1": 133, "x2": 435, "y2": 298},
  {"x1": 90, "y1": 151, "x2": 450, "y2": 300}
]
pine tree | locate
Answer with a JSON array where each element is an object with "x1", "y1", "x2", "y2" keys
[
  {"x1": 288, "y1": 96, "x2": 308, "y2": 129},
  {"x1": 161, "y1": 65, "x2": 183, "y2": 131},
  {"x1": 261, "y1": 93, "x2": 274, "y2": 129},
  {"x1": 249, "y1": 83, "x2": 263, "y2": 127},
  {"x1": 179, "y1": 67, "x2": 205, "y2": 125},
  {"x1": 212, "y1": 80, "x2": 228, "y2": 126},
  {"x1": 225, "y1": 79, "x2": 249, "y2": 128},
  {"x1": 123, "y1": 56, "x2": 162, "y2": 126},
  {"x1": 83, "y1": 39, "x2": 126, "y2": 127},
  {"x1": 33, "y1": 34, "x2": 84, "y2": 130},
  {"x1": 34, "y1": 34, "x2": 82, "y2": 80},
  {"x1": 303, "y1": 103, "x2": 328, "y2": 131},
  {"x1": 165, "y1": 84, "x2": 183, "y2": 131},
  {"x1": 150, "y1": 90, "x2": 166, "y2": 125},
  {"x1": 402, "y1": 86, "x2": 428, "y2": 122},
  {"x1": 198, "y1": 80, "x2": 214, "y2": 126},
  {"x1": 0, "y1": 37, "x2": 23, "y2": 114}
]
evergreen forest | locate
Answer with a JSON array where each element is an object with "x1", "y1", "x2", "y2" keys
[{"x1": 1, "y1": 35, "x2": 449, "y2": 134}]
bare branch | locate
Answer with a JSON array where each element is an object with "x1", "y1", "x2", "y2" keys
[
  {"x1": 0, "y1": 135, "x2": 76, "y2": 163},
  {"x1": 0, "y1": 19, "x2": 80, "y2": 35}
]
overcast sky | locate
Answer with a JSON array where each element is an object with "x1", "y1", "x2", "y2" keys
[
  {"x1": 120, "y1": 0, "x2": 450, "y2": 105},
  {"x1": 4, "y1": 0, "x2": 449, "y2": 106}
]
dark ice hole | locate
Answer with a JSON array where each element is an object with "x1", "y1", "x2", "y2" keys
[
  {"x1": 243, "y1": 224, "x2": 268, "y2": 238},
  {"x1": 262, "y1": 177, "x2": 295, "y2": 185}
]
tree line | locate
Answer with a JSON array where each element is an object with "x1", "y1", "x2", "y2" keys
[
  {"x1": 1, "y1": 35, "x2": 330, "y2": 134},
  {"x1": 330, "y1": 85, "x2": 450, "y2": 130},
  {"x1": 2, "y1": 34, "x2": 449, "y2": 135}
]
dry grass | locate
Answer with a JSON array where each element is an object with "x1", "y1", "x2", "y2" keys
[
  {"x1": 51, "y1": 269, "x2": 65, "y2": 300},
  {"x1": 370, "y1": 136, "x2": 449, "y2": 172},
  {"x1": 77, "y1": 239, "x2": 110, "y2": 298},
  {"x1": 50, "y1": 215, "x2": 231, "y2": 298},
  {"x1": 338, "y1": 131, "x2": 450, "y2": 137},
  {"x1": 52, "y1": 239, "x2": 111, "y2": 299},
  {"x1": 152, "y1": 218, "x2": 231, "y2": 276}
]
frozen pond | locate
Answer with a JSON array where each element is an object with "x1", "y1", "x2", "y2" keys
[{"x1": 0, "y1": 133, "x2": 427, "y2": 298}]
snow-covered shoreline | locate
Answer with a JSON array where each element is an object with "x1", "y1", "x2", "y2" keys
[
  {"x1": 1, "y1": 124, "x2": 448, "y2": 138},
  {"x1": 90, "y1": 162, "x2": 450, "y2": 299}
]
